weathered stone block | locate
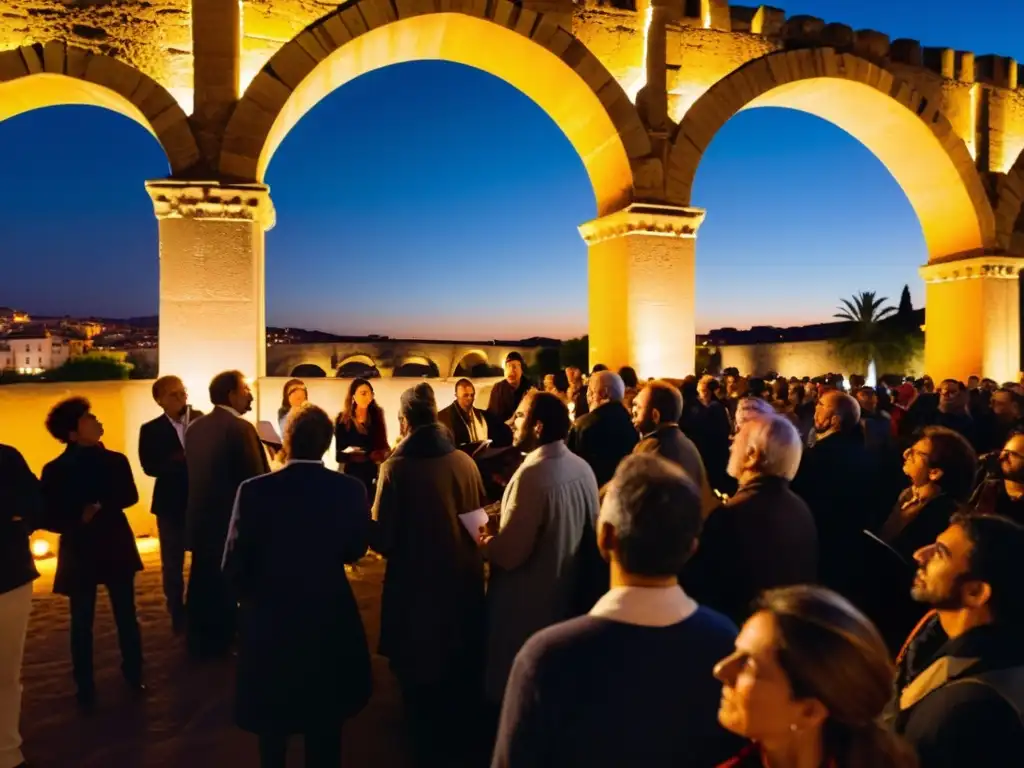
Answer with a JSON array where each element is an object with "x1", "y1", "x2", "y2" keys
[
  {"x1": 821, "y1": 23, "x2": 854, "y2": 51},
  {"x1": 19, "y1": 45, "x2": 42, "y2": 75},
  {"x1": 267, "y1": 44, "x2": 316, "y2": 91},
  {"x1": 340, "y1": 6, "x2": 370, "y2": 37},
  {"x1": 532, "y1": 17, "x2": 571, "y2": 56},
  {"x1": 492, "y1": 0, "x2": 518, "y2": 29},
  {"x1": 922, "y1": 47, "x2": 955, "y2": 78},
  {"x1": 0, "y1": 49, "x2": 28, "y2": 82},
  {"x1": 975, "y1": 55, "x2": 1017, "y2": 89},
  {"x1": 66, "y1": 47, "x2": 89, "y2": 79},
  {"x1": 853, "y1": 29, "x2": 890, "y2": 60},
  {"x1": 244, "y1": 71, "x2": 292, "y2": 115},
  {"x1": 155, "y1": 119, "x2": 201, "y2": 173},
  {"x1": 752, "y1": 6, "x2": 785, "y2": 36},
  {"x1": 319, "y1": 14, "x2": 354, "y2": 47},
  {"x1": 42, "y1": 41, "x2": 65, "y2": 75},
  {"x1": 513, "y1": 8, "x2": 539, "y2": 37},
  {"x1": 728, "y1": 6, "x2": 757, "y2": 34},
  {"x1": 781, "y1": 15, "x2": 825, "y2": 48},
  {"x1": 295, "y1": 30, "x2": 331, "y2": 64},
  {"x1": 358, "y1": 0, "x2": 398, "y2": 29},
  {"x1": 956, "y1": 52, "x2": 975, "y2": 82},
  {"x1": 890, "y1": 39, "x2": 923, "y2": 67},
  {"x1": 219, "y1": 99, "x2": 276, "y2": 159},
  {"x1": 561, "y1": 39, "x2": 611, "y2": 93},
  {"x1": 394, "y1": 0, "x2": 437, "y2": 18},
  {"x1": 85, "y1": 54, "x2": 144, "y2": 101}
]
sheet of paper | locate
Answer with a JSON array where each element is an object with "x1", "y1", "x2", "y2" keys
[
  {"x1": 459, "y1": 507, "x2": 489, "y2": 539},
  {"x1": 342, "y1": 445, "x2": 366, "y2": 454},
  {"x1": 256, "y1": 420, "x2": 282, "y2": 447}
]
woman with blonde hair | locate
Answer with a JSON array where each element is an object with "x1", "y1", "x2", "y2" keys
[{"x1": 714, "y1": 585, "x2": 917, "y2": 768}]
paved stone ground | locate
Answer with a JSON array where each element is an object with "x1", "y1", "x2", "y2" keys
[{"x1": 22, "y1": 547, "x2": 413, "y2": 767}]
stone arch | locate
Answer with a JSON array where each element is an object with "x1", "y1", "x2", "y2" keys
[
  {"x1": 0, "y1": 43, "x2": 199, "y2": 175},
  {"x1": 993, "y1": 162, "x2": 1024, "y2": 254},
  {"x1": 394, "y1": 355, "x2": 440, "y2": 378},
  {"x1": 220, "y1": 3, "x2": 650, "y2": 216},
  {"x1": 290, "y1": 363, "x2": 328, "y2": 377},
  {"x1": 453, "y1": 349, "x2": 491, "y2": 376},
  {"x1": 666, "y1": 49, "x2": 995, "y2": 262},
  {"x1": 336, "y1": 354, "x2": 381, "y2": 378}
]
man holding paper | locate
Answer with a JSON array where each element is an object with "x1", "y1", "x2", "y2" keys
[
  {"x1": 371, "y1": 383, "x2": 488, "y2": 767},
  {"x1": 480, "y1": 391, "x2": 600, "y2": 711}
]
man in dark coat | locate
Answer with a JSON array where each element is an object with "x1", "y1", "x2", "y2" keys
[
  {"x1": 0, "y1": 443, "x2": 42, "y2": 768},
  {"x1": 790, "y1": 390, "x2": 876, "y2": 597},
  {"x1": 889, "y1": 514, "x2": 1024, "y2": 767},
  {"x1": 438, "y1": 378, "x2": 493, "y2": 446},
  {"x1": 567, "y1": 370, "x2": 638, "y2": 487},
  {"x1": 486, "y1": 352, "x2": 532, "y2": 424},
  {"x1": 372, "y1": 382, "x2": 488, "y2": 767},
  {"x1": 223, "y1": 404, "x2": 371, "y2": 768},
  {"x1": 632, "y1": 380, "x2": 716, "y2": 516},
  {"x1": 39, "y1": 397, "x2": 143, "y2": 709},
  {"x1": 138, "y1": 374, "x2": 203, "y2": 633},
  {"x1": 682, "y1": 413, "x2": 817, "y2": 625},
  {"x1": 184, "y1": 370, "x2": 268, "y2": 659}
]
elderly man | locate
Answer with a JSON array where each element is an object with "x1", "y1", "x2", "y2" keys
[
  {"x1": 372, "y1": 383, "x2": 488, "y2": 767},
  {"x1": 682, "y1": 414, "x2": 817, "y2": 625},
  {"x1": 492, "y1": 454, "x2": 739, "y2": 767},
  {"x1": 632, "y1": 380, "x2": 716, "y2": 515},
  {"x1": 482, "y1": 391, "x2": 599, "y2": 708},
  {"x1": 567, "y1": 370, "x2": 638, "y2": 486},
  {"x1": 791, "y1": 389, "x2": 875, "y2": 595}
]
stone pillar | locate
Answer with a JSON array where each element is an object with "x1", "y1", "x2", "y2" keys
[
  {"x1": 579, "y1": 203, "x2": 705, "y2": 378},
  {"x1": 146, "y1": 180, "x2": 275, "y2": 411},
  {"x1": 920, "y1": 254, "x2": 1024, "y2": 383},
  {"x1": 192, "y1": 0, "x2": 242, "y2": 166}
]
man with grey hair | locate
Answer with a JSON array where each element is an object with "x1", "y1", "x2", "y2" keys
[
  {"x1": 372, "y1": 382, "x2": 489, "y2": 766},
  {"x1": 567, "y1": 370, "x2": 638, "y2": 486},
  {"x1": 791, "y1": 389, "x2": 875, "y2": 595},
  {"x1": 492, "y1": 454, "x2": 739, "y2": 767},
  {"x1": 682, "y1": 414, "x2": 818, "y2": 625}
]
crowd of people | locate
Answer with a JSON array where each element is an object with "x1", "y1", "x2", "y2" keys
[{"x1": 2, "y1": 356, "x2": 1024, "y2": 768}]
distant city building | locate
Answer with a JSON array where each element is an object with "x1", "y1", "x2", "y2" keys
[{"x1": 0, "y1": 326, "x2": 83, "y2": 374}]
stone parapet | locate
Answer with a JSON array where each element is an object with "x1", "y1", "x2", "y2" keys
[
  {"x1": 577, "y1": 203, "x2": 705, "y2": 245},
  {"x1": 145, "y1": 180, "x2": 276, "y2": 230},
  {"x1": 919, "y1": 254, "x2": 1024, "y2": 284}
]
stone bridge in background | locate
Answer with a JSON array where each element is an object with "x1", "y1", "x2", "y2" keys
[
  {"x1": 266, "y1": 339, "x2": 544, "y2": 378},
  {"x1": 6, "y1": 0, "x2": 1024, "y2": 390}
]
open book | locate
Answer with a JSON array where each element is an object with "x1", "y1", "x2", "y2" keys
[{"x1": 256, "y1": 421, "x2": 283, "y2": 448}]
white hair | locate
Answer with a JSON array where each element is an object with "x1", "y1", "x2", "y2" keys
[
  {"x1": 590, "y1": 370, "x2": 626, "y2": 403},
  {"x1": 740, "y1": 414, "x2": 803, "y2": 481},
  {"x1": 734, "y1": 396, "x2": 775, "y2": 431}
]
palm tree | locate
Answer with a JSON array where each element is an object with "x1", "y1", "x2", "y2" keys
[
  {"x1": 833, "y1": 291, "x2": 914, "y2": 374},
  {"x1": 834, "y1": 291, "x2": 897, "y2": 325}
]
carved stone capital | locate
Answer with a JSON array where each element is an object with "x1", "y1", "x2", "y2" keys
[
  {"x1": 145, "y1": 180, "x2": 276, "y2": 230},
  {"x1": 578, "y1": 203, "x2": 706, "y2": 246},
  {"x1": 919, "y1": 254, "x2": 1024, "y2": 284}
]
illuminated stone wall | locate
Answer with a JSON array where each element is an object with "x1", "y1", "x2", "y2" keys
[{"x1": 718, "y1": 340, "x2": 926, "y2": 380}]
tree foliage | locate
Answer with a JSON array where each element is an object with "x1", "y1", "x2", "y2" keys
[
  {"x1": 560, "y1": 336, "x2": 589, "y2": 372},
  {"x1": 48, "y1": 355, "x2": 130, "y2": 382},
  {"x1": 832, "y1": 291, "x2": 920, "y2": 374}
]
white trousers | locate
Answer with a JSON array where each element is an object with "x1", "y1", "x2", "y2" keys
[{"x1": 0, "y1": 582, "x2": 32, "y2": 768}]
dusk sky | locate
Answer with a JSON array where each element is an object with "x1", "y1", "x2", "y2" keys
[{"x1": 1, "y1": 0, "x2": 1023, "y2": 340}]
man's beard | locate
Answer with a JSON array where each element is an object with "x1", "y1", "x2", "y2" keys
[
  {"x1": 911, "y1": 572, "x2": 965, "y2": 610},
  {"x1": 515, "y1": 426, "x2": 538, "y2": 453}
]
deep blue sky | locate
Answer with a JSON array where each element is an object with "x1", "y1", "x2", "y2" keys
[{"x1": 1, "y1": 0, "x2": 1023, "y2": 339}]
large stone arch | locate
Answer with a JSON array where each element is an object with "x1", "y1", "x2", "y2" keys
[
  {"x1": 220, "y1": 2, "x2": 650, "y2": 216},
  {"x1": 666, "y1": 49, "x2": 995, "y2": 263},
  {"x1": 994, "y1": 161, "x2": 1024, "y2": 254},
  {"x1": 0, "y1": 43, "x2": 199, "y2": 175}
]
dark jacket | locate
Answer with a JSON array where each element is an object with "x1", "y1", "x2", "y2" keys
[
  {"x1": 138, "y1": 408, "x2": 203, "y2": 520},
  {"x1": 790, "y1": 429, "x2": 877, "y2": 594},
  {"x1": 438, "y1": 402, "x2": 494, "y2": 447},
  {"x1": 890, "y1": 614, "x2": 1024, "y2": 768},
  {"x1": 567, "y1": 401, "x2": 639, "y2": 487},
  {"x1": 372, "y1": 422, "x2": 488, "y2": 685},
  {"x1": 223, "y1": 462, "x2": 372, "y2": 733},
  {"x1": 635, "y1": 423, "x2": 716, "y2": 515},
  {"x1": 185, "y1": 406, "x2": 269, "y2": 559},
  {"x1": 0, "y1": 444, "x2": 42, "y2": 594},
  {"x1": 39, "y1": 444, "x2": 141, "y2": 595},
  {"x1": 486, "y1": 378, "x2": 532, "y2": 423},
  {"x1": 682, "y1": 475, "x2": 818, "y2": 625}
]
